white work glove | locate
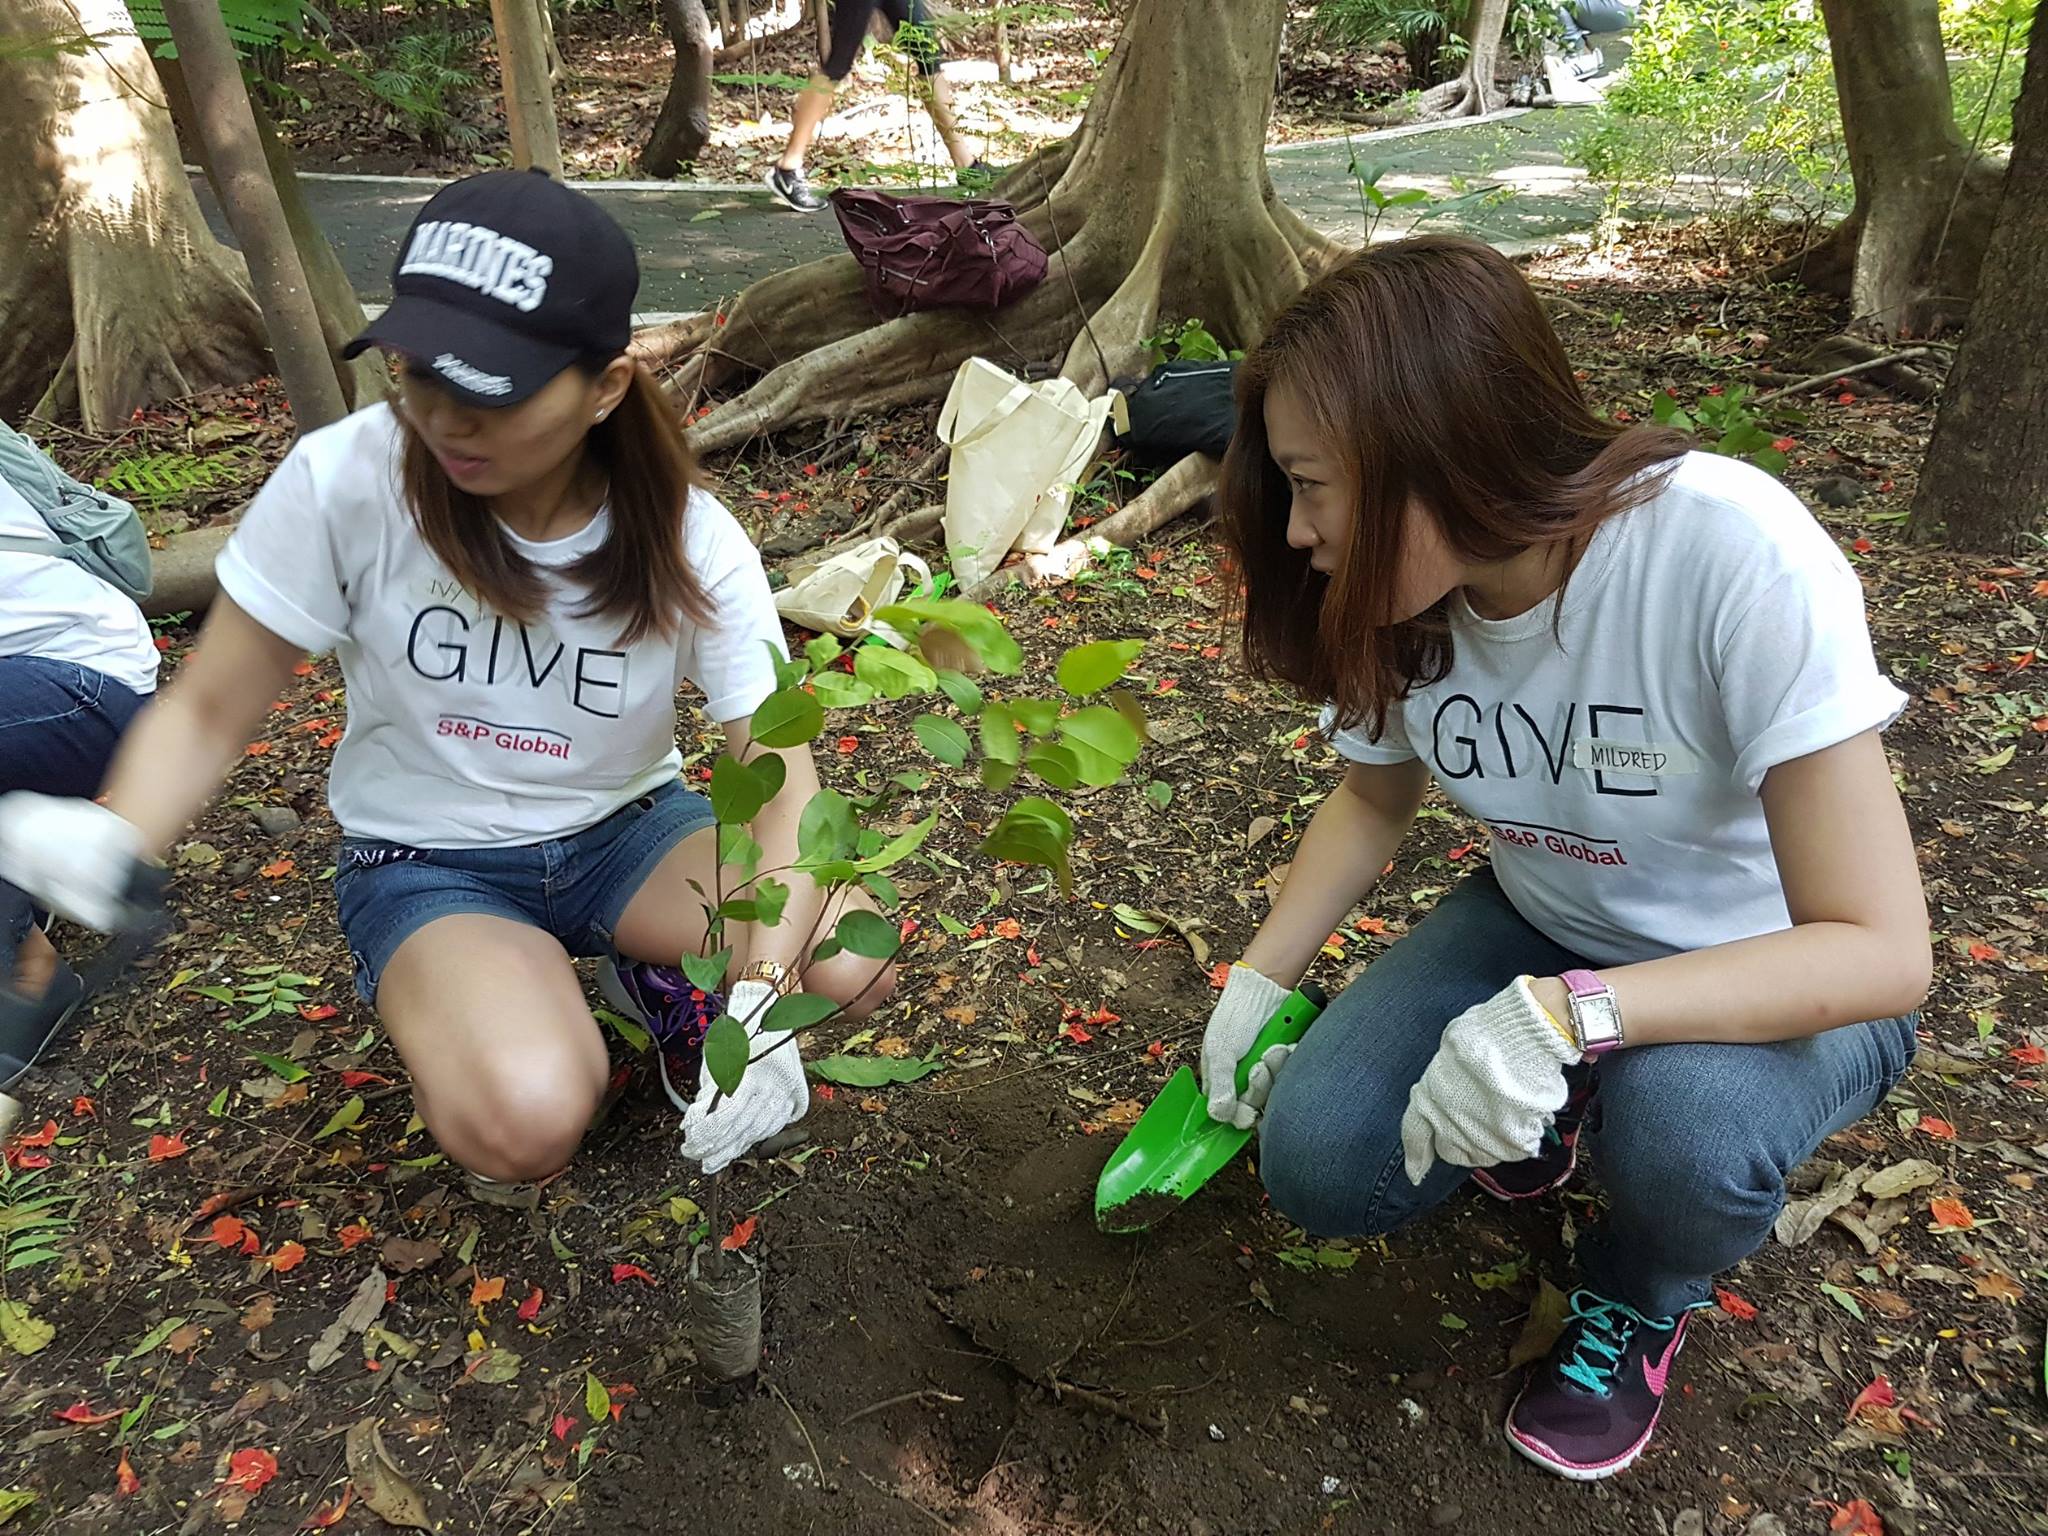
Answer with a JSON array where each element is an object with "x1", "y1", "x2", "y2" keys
[
  {"x1": 1400, "y1": 977, "x2": 1582, "y2": 1185},
  {"x1": 681, "y1": 980, "x2": 809, "y2": 1175},
  {"x1": 0, "y1": 793, "x2": 144, "y2": 932},
  {"x1": 1199, "y1": 963, "x2": 1295, "y2": 1130}
]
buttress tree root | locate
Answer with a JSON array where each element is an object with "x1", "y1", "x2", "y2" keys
[
  {"x1": 668, "y1": 0, "x2": 1347, "y2": 463},
  {"x1": 0, "y1": 0, "x2": 271, "y2": 431}
]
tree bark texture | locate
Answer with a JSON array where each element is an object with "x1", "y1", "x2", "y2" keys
[
  {"x1": 644, "y1": 0, "x2": 716, "y2": 176},
  {"x1": 1801, "y1": 0, "x2": 2005, "y2": 336},
  {"x1": 0, "y1": 0, "x2": 271, "y2": 431},
  {"x1": 489, "y1": 0, "x2": 564, "y2": 176},
  {"x1": 1910, "y1": 23, "x2": 2046, "y2": 551},
  {"x1": 159, "y1": 0, "x2": 347, "y2": 431}
]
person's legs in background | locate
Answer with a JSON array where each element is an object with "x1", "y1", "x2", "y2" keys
[
  {"x1": 767, "y1": 0, "x2": 876, "y2": 210},
  {"x1": 0, "y1": 655, "x2": 149, "y2": 997}
]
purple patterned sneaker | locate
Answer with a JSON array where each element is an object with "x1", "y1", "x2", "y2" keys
[
  {"x1": 1472, "y1": 1071, "x2": 1595, "y2": 1201},
  {"x1": 598, "y1": 957, "x2": 722, "y2": 1111},
  {"x1": 1506, "y1": 1288, "x2": 1689, "y2": 1480}
]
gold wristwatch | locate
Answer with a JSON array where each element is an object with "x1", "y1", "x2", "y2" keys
[{"x1": 736, "y1": 959, "x2": 798, "y2": 997}]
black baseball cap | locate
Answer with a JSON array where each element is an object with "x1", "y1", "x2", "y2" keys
[{"x1": 344, "y1": 169, "x2": 639, "y2": 407}]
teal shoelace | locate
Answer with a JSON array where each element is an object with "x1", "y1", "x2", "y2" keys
[{"x1": 1558, "y1": 1289, "x2": 1653, "y2": 1395}]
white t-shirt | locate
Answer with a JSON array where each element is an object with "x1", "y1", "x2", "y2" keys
[
  {"x1": 216, "y1": 405, "x2": 786, "y2": 848},
  {"x1": 1326, "y1": 451, "x2": 1906, "y2": 967},
  {"x1": 0, "y1": 477, "x2": 159, "y2": 696}
]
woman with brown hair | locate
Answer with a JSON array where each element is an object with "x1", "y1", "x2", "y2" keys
[
  {"x1": 0, "y1": 171, "x2": 891, "y2": 1192},
  {"x1": 1205, "y1": 235, "x2": 1929, "y2": 1479}
]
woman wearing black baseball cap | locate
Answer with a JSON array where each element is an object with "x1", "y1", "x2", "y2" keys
[{"x1": 0, "y1": 170, "x2": 886, "y2": 1189}]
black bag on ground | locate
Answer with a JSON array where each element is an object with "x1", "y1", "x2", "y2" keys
[{"x1": 1113, "y1": 361, "x2": 1239, "y2": 466}]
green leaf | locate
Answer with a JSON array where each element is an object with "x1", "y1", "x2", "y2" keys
[
  {"x1": 0, "y1": 1302, "x2": 53, "y2": 1356},
  {"x1": 764, "y1": 993, "x2": 842, "y2": 1033},
  {"x1": 1025, "y1": 742, "x2": 1081, "y2": 789},
  {"x1": 1009, "y1": 697, "x2": 1062, "y2": 736},
  {"x1": 1056, "y1": 639, "x2": 1146, "y2": 697},
  {"x1": 979, "y1": 759, "x2": 1018, "y2": 791},
  {"x1": 753, "y1": 876, "x2": 790, "y2": 928},
  {"x1": 314, "y1": 1095, "x2": 366, "y2": 1141},
  {"x1": 681, "y1": 949, "x2": 729, "y2": 996},
  {"x1": 913, "y1": 713, "x2": 972, "y2": 767},
  {"x1": 596, "y1": 1006, "x2": 653, "y2": 1055},
  {"x1": 703, "y1": 1015, "x2": 749, "y2": 1097},
  {"x1": 806, "y1": 1054, "x2": 947, "y2": 1086},
  {"x1": 854, "y1": 646, "x2": 937, "y2": 700},
  {"x1": 710, "y1": 754, "x2": 774, "y2": 825},
  {"x1": 803, "y1": 634, "x2": 843, "y2": 672},
  {"x1": 833, "y1": 909, "x2": 901, "y2": 960},
  {"x1": 750, "y1": 687, "x2": 825, "y2": 749},
  {"x1": 122, "y1": 1315, "x2": 186, "y2": 1361},
  {"x1": 797, "y1": 789, "x2": 859, "y2": 866},
  {"x1": 771, "y1": 654, "x2": 809, "y2": 691},
  {"x1": 1650, "y1": 392, "x2": 1694, "y2": 431},
  {"x1": 934, "y1": 669, "x2": 983, "y2": 715},
  {"x1": 809, "y1": 671, "x2": 875, "y2": 709},
  {"x1": 718, "y1": 825, "x2": 762, "y2": 881},
  {"x1": 1144, "y1": 780, "x2": 1174, "y2": 810},
  {"x1": 1438, "y1": 1311, "x2": 1469, "y2": 1331},
  {"x1": 0, "y1": 1490, "x2": 39, "y2": 1525},
  {"x1": 979, "y1": 703, "x2": 1020, "y2": 765},
  {"x1": 1058, "y1": 705, "x2": 1142, "y2": 785},
  {"x1": 1819, "y1": 1281, "x2": 1866, "y2": 1322},
  {"x1": 1750, "y1": 446, "x2": 1789, "y2": 478},
  {"x1": 982, "y1": 798, "x2": 1075, "y2": 894},
  {"x1": 585, "y1": 1371, "x2": 611, "y2": 1423},
  {"x1": 206, "y1": 1086, "x2": 230, "y2": 1118},
  {"x1": 860, "y1": 872, "x2": 900, "y2": 907},
  {"x1": 251, "y1": 1052, "x2": 308, "y2": 1084},
  {"x1": 874, "y1": 599, "x2": 1023, "y2": 674},
  {"x1": 1977, "y1": 744, "x2": 2017, "y2": 773},
  {"x1": 855, "y1": 812, "x2": 936, "y2": 873}
]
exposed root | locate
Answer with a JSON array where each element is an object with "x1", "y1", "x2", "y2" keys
[
  {"x1": 1058, "y1": 213, "x2": 1173, "y2": 393},
  {"x1": 859, "y1": 443, "x2": 949, "y2": 535},
  {"x1": 1759, "y1": 338, "x2": 1945, "y2": 403},
  {"x1": 960, "y1": 452, "x2": 1217, "y2": 600}
]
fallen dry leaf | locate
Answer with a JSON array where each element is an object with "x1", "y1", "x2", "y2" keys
[
  {"x1": 240, "y1": 1296, "x2": 277, "y2": 1333},
  {"x1": 1929, "y1": 1195, "x2": 1975, "y2": 1230},
  {"x1": 344, "y1": 1418, "x2": 432, "y2": 1530},
  {"x1": 1507, "y1": 1279, "x2": 1571, "y2": 1370}
]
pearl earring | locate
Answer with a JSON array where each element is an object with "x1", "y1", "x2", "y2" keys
[{"x1": 594, "y1": 410, "x2": 607, "y2": 422}]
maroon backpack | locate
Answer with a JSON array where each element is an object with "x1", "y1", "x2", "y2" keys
[{"x1": 828, "y1": 187, "x2": 1049, "y2": 318}]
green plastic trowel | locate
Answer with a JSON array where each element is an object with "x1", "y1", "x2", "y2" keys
[{"x1": 1094, "y1": 983, "x2": 1327, "y2": 1233}]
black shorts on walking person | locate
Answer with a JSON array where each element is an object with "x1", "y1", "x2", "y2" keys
[{"x1": 823, "y1": 0, "x2": 941, "y2": 79}]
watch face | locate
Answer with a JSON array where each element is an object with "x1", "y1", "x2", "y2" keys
[{"x1": 1574, "y1": 991, "x2": 1623, "y2": 1046}]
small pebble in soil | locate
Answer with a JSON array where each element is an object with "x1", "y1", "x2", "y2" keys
[
  {"x1": 1320, "y1": 1476, "x2": 1343, "y2": 1496},
  {"x1": 1397, "y1": 1397, "x2": 1425, "y2": 1426},
  {"x1": 1207, "y1": 1423, "x2": 1226, "y2": 1442},
  {"x1": 249, "y1": 804, "x2": 302, "y2": 837},
  {"x1": 1744, "y1": 1518, "x2": 1788, "y2": 1536},
  {"x1": 1428, "y1": 1502, "x2": 1462, "y2": 1527},
  {"x1": 1672, "y1": 1510, "x2": 1704, "y2": 1536}
]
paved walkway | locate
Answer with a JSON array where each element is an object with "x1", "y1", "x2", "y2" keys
[{"x1": 197, "y1": 105, "x2": 1686, "y2": 319}]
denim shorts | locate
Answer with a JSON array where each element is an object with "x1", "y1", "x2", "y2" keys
[{"x1": 332, "y1": 779, "x2": 716, "y2": 1004}]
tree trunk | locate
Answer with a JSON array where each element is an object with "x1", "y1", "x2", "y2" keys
[
  {"x1": 1799, "y1": 0, "x2": 2004, "y2": 337},
  {"x1": 537, "y1": 0, "x2": 566, "y2": 83},
  {"x1": 489, "y1": 0, "x2": 564, "y2": 176},
  {"x1": 715, "y1": 0, "x2": 735, "y2": 49},
  {"x1": 1910, "y1": 27, "x2": 2046, "y2": 551},
  {"x1": 153, "y1": 56, "x2": 385, "y2": 411},
  {"x1": 0, "y1": 0, "x2": 271, "y2": 431},
  {"x1": 674, "y1": 0, "x2": 1345, "y2": 452},
  {"x1": 1412, "y1": 0, "x2": 1509, "y2": 120},
  {"x1": 644, "y1": 0, "x2": 716, "y2": 177},
  {"x1": 159, "y1": 0, "x2": 347, "y2": 432},
  {"x1": 995, "y1": 18, "x2": 1012, "y2": 84}
]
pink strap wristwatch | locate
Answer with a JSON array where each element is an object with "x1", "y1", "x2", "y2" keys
[{"x1": 1560, "y1": 969, "x2": 1625, "y2": 1057}]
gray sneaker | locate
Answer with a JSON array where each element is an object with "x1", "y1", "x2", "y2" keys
[{"x1": 765, "y1": 165, "x2": 826, "y2": 212}]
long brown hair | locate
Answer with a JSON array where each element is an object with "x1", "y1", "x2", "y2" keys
[
  {"x1": 399, "y1": 360, "x2": 711, "y2": 645},
  {"x1": 1220, "y1": 235, "x2": 1691, "y2": 737}
]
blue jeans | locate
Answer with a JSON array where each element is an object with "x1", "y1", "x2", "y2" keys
[
  {"x1": 1257, "y1": 867, "x2": 1918, "y2": 1319},
  {"x1": 1, "y1": 655, "x2": 150, "y2": 946},
  {"x1": 333, "y1": 779, "x2": 717, "y2": 1004}
]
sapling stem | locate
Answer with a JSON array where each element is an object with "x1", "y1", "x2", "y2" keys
[{"x1": 703, "y1": 1170, "x2": 727, "y2": 1280}]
